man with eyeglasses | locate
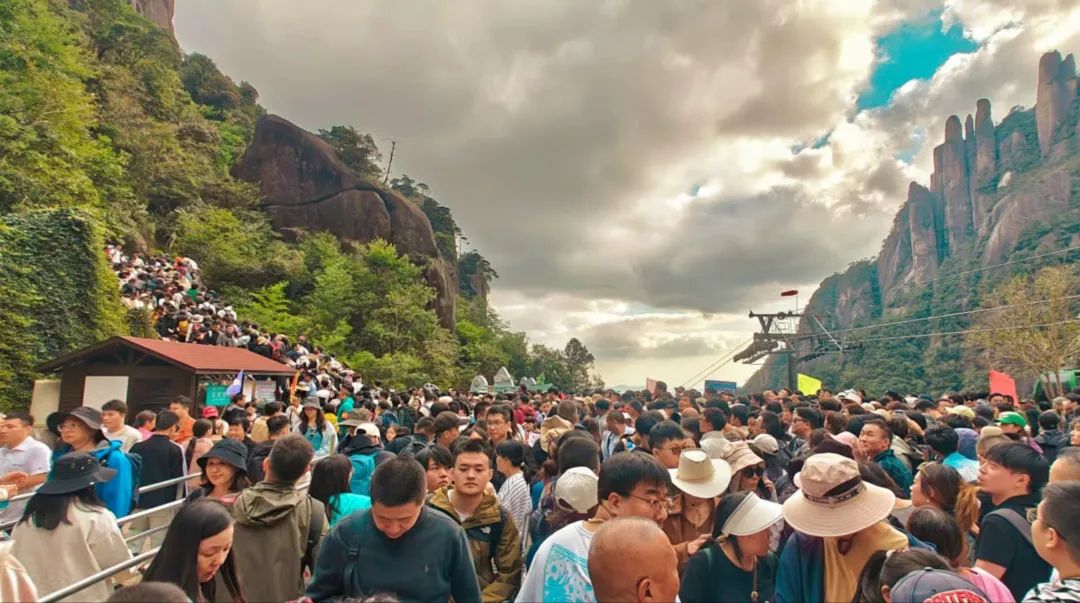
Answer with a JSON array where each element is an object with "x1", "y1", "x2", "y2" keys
[
  {"x1": 515, "y1": 452, "x2": 671, "y2": 603},
  {"x1": 649, "y1": 421, "x2": 689, "y2": 470}
]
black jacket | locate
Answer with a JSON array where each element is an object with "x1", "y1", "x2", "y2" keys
[
  {"x1": 248, "y1": 440, "x2": 273, "y2": 483},
  {"x1": 1035, "y1": 429, "x2": 1070, "y2": 464},
  {"x1": 131, "y1": 434, "x2": 186, "y2": 508}
]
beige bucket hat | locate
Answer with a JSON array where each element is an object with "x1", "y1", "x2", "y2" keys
[
  {"x1": 669, "y1": 449, "x2": 732, "y2": 499},
  {"x1": 782, "y1": 453, "x2": 895, "y2": 537}
]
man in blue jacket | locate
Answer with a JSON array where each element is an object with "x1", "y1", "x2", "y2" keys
[
  {"x1": 776, "y1": 453, "x2": 929, "y2": 603},
  {"x1": 305, "y1": 456, "x2": 481, "y2": 603}
]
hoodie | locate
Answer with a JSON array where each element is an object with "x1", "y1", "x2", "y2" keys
[
  {"x1": 231, "y1": 481, "x2": 328, "y2": 603},
  {"x1": 1035, "y1": 429, "x2": 1069, "y2": 464},
  {"x1": 428, "y1": 486, "x2": 523, "y2": 603},
  {"x1": 338, "y1": 434, "x2": 394, "y2": 496},
  {"x1": 54, "y1": 440, "x2": 134, "y2": 519}
]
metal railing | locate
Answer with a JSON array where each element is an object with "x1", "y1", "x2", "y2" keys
[
  {"x1": 31, "y1": 454, "x2": 328, "y2": 602},
  {"x1": 0, "y1": 472, "x2": 202, "y2": 532},
  {"x1": 38, "y1": 548, "x2": 160, "y2": 603}
]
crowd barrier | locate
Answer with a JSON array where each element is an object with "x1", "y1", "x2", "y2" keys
[{"x1": 22, "y1": 454, "x2": 327, "y2": 602}]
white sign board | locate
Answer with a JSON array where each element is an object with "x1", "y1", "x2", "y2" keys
[{"x1": 82, "y1": 376, "x2": 129, "y2": 411}]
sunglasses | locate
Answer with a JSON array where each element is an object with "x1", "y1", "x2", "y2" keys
[{"x1": 740, "y1": 466, "x2": 765, "y2": 478}]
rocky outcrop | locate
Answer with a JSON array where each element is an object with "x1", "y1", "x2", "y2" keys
[
  {"x1": 907, "y1": 184, "x2": 939, "y2": 283},
  {"x1": 128, "y1": 0, "x2": 174, "y2": 34},
  {"x1": 974, "y1": 99, "x2": 997, "y2": 189},
  {"x1": 941, "y1": 115, "x2": 974, "y2": 253},
  {"x1": 747, "y1": 51, "x2": 1080, "y2": 391},
  {"x1": 876, "y1": 207, "x2": 911, "y2": 305},
  {"x1": 1036, "y1": 51, "x2": 1078, "y2": 158},
  {"x1": 981, "y1": 168, "x2": 1073, "y2": 266},
  {"x1": 233, "y1": 114, "x2": 457, "y2": 328}
]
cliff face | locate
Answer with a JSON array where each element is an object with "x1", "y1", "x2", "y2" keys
[
  {"x1": 747, "y1": 51, "x2": 1080, "y2": 392},
  {"x1": 128, "y1": 0, "x2": 174, "y2": 34},
  {"x1": 234, "y1": 115, "x2": 458, "y2": 328}
]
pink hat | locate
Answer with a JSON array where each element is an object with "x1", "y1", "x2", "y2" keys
[{"x1": 831, "y1": 431, "x2": 858, "y2": 450}]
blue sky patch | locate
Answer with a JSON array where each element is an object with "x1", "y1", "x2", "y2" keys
[{"x1": 857, "y1": 9, "x2": 978, "y2": 111}]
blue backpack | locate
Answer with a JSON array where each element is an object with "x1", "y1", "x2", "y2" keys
[{"x1": 347, "y1": 453, "x2": 376, "y2": 497}]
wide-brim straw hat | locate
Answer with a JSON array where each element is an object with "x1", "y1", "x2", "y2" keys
[
  {"x1": 669, "y1": 449, "x2": 732, "y2": 499},
  {"x1": 782, "y1": 452, "x2": 895, "y2": 537}
]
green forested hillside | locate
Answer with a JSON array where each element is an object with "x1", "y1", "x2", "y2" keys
[{"x1": 0, "y1": 0, "x2": 596, "y2": 407}]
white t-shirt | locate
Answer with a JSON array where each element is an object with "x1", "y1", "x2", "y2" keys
[
  {"x1": 103, "y1": 425, "x2": 142, "y2": 453},
  {"x1": 515, "y1": 520, "x2": 595, "y2": 603}
]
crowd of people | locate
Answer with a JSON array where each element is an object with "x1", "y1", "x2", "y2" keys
[
  {"x1": 0, "y1": 379, "x2": 1077, "y2": 602},
  {"x1": 109, "y1": 245, "x2": 349, "y2": 375}
]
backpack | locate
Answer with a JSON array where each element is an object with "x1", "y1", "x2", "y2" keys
[
  {"x1": 101, "y1": 448, "x2": 142, "y2": 511},
  {"x1": 396, "y1": 437, "x2": 430, "y2": 460},
  {"x1": 346, "y1": 452, "x2": 377, "y2": 496},
  {"x1": 380, "y1": 410, "x2": 399, "y2": 430}
]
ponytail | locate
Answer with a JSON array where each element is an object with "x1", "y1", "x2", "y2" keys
[{"x1": 954, "y1": 483, "x2": 980, "y2": 534}]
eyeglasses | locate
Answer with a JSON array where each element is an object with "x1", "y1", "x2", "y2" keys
[
  {"x1": 626, "y1": 494, "x2": 670, "y2": 512},
  {"x1": 661, "y1": 445, "x2": 686, "y2": 456},
  {"x1": 740, "y1": 466, "x2": 765, "y2": 478}
]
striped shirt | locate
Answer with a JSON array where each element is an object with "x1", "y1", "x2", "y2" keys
[
  {"x1": 497, "y1": 472, "x2": 533, "y2": 552},
  {"x1": 1024, "y1": 579, "x2": 1080, "y2": 603}
]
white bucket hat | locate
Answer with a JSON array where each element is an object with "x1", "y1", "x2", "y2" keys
[
  {"x1": 721, "y1": 492, "x2": 784, "y2": 537},
  {"x1": 669, "y1": 449, "x2": 732, "y2": 499},
  {"x1": 781, "y1": 453, "x2": 895, "y2": 537}
]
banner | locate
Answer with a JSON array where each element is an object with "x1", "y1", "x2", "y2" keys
[
  {"x1": 989, "y1": 369, "x2": 1018, "y2": 402},
  {"x1": 646, "y1": 378, "x2": 658, "y2": 394},
  {"x1": 797, "y1": 373, "x2": 822, "y2": 396},
  {"x1": 704, "y1": 380, "x2": 737, "y2": 394}
]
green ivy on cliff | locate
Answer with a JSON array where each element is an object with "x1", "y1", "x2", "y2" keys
[{"x1": 0, "y1": 209, "x2": 129, "y2": 410}]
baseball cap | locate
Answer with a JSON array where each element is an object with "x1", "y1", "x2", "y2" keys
[
  {"x1": 838, "y1": 389, "x2": 863, "y2": 404},
  {"x1": 947, "y1": 406, "x2": 975, "y2": 420},
  {"x1": 997, "y1": 411, "x2": 1027, "y2": 428},
  {"x1": 554, "y1": 467, "x2": 598, "y2": 513},
  {"x1": 889, "y1": 568, "x2": 988, "y2": 603},
  {"x1": 355, "y1": 422, "x2": 380, "y2": 438}
]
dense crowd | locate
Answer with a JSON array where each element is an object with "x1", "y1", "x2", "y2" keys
[
  {"x1": 109, "y1": 244, "x2": 349, "y2": 373},
  {"x1": 0, "y1": 379, "x2": 1079, "y2": 603}
]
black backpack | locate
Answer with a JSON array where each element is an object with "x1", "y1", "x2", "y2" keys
[{"x1": 396, "y1": 436, "x2": 431, "y2": 460}]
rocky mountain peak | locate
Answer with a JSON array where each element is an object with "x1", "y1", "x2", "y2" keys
[{"x1": 1036, "y1": 51, "x2": 1079, "y2": 158}]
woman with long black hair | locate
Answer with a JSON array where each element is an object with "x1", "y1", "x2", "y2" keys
[
  {"x1": 308, "y1": 454, "x2": 371, "y2": 526},
  {"x1": 143, "y1": 498, "x2": 244, "y2": 603},
  {"x1": 12, "y1": 452, "x2": 132, "y2": 602}
]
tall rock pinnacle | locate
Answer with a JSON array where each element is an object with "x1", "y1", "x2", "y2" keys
[
  {"x1": 1035, "y1": 51, "x2": 1079, "y2": 157},
  {"x1": 973, "y1": 99, "x2": 997, "y2": 189},
  {"x1": 941, "y1": 115, "x2": 973, "y2": 253}
]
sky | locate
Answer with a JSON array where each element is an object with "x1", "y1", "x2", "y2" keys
[{"x1": 173, "y1": 0, "x2": 1080, "y2": 391}]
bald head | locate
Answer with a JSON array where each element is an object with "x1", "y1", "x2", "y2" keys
[
  {"x1": 588, "y1": 517, "x2": 679, "y2": 603},
  {"x1": 1050, "y1": 449, "x2": 1080, "y2": 483}
]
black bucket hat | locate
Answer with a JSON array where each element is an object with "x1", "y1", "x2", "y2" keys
[
  {"x1": 197, "y1": 439, "x2": 249, "y2": 473},
  {"x1": 38, "y1": 452, "x2": 116, "y2": 495},
  {"x1": 47, "y1": 407, "x2": 104, "y2": 438}
]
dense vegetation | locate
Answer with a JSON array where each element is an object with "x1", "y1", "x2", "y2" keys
[{"x1": 0, "y1": 0, "x2": 597, "y2": 404}]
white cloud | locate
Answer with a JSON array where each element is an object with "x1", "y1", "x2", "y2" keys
[{"x1": 173, "y1": 0, "x2": 1079, "y2": 389}]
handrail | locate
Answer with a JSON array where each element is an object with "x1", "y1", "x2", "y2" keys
[
  {"x1": 38, "y1": 547, "x2": 160, "y2": 603},
  {"x1": 6, "y1": 470, "x2": 203, "y2": 504},
  {"x1": 117, "y1": 499, "x2": 186, "y2": 526},
  {"x1": 23, "y1": 451, "x2": 331, "y2": 598}
]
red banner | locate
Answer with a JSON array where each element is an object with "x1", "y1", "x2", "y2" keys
[{"x1": 989, "y1": 369, "x2": 1018, "y2": 402}]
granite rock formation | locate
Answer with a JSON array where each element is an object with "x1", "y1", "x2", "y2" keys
[
  {"x1": 233, "y1": 115, "x2": 457, "y2": 328},
  {"x1": 746, "y1": 51, "x2": 1079, "y2": 390},
  {"x1": 128, "y1": 0, "x2": 174, "y2": 34}
]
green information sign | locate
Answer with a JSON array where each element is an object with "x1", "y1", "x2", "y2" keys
[{"x1": 205, "y1": 384, "x2": 230, "y2": 407}]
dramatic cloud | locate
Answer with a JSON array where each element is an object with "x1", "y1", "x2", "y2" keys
[{"x1": 174, "y1": 0, "x2": 1078, "y2": 388}]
